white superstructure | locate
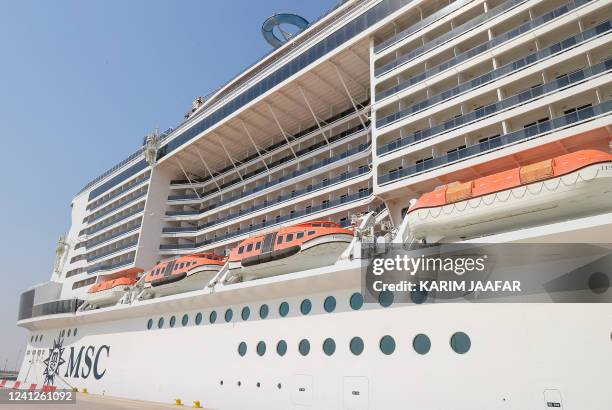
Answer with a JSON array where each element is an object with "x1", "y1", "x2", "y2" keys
[{"x1": 10, "y1": 0, "x2": 612, "y2": 408}]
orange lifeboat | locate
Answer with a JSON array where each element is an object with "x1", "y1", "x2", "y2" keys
[
  {"x1": 143, "y1": 253, "x2": 225, "y2": 296},
  {"x1": 228, "y1": 221, "x2": 353, "y2": 280},
  {"x1": 86, "y1": 267, "x2": 142, "y2": 306},
  {"x1": 407, "y1": 149, "x2": 612, "y2": 242}
]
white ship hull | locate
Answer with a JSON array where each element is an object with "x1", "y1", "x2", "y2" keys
[{"x1": 408, "y1": 163, "x2": 612, "y2": 242}]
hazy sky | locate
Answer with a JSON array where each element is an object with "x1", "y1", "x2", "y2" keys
[{"x1": 0, "y1": 0, "x2": 336, "y2": 368}]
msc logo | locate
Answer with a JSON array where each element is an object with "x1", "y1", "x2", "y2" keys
[{"x1": 42, "y1": 338, "x2": 110, "y2": 385}]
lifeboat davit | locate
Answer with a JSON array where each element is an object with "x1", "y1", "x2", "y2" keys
[
  {"x1": 143, "y1": 253, "x2": 225, "y2": 296},
  {"x1": 228, "y1": 221, "x2": 354, "y2": 280},
  {"x1": 407, "y1": 149, "x2": 612, "y2": 243},
  {"x1": 86, "y1": 267, "x2": 142, "y2": 307}
]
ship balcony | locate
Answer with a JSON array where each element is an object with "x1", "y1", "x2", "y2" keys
[
  {"x1": 159, "y1": 187, "x2": 374, "y2": 253},
  {"x1": 86, "y1": 170, "x2": 150, "y2": 212},
  {"x1": 85, "y1": 234, "x2": 139, "y2": 263},
  {"x1": 167, "y1": 123, "x2": 369, "y2": 204},
  {"x1": 80, "y1": 220, "x2": 142, "y2": 251},
  {"x1": 168, "y1": 104, "x2": 368, "y2": 191},
  {"x1": 376, "y1": 53, "x2": 612, "y2": 155},
  {"x1": 376, "y1": 95, "x2": 612, "y2": 188},
  {"x1": 374, "y1": 18, "x2": 612, "y2": 130},
  {"x1": 162, "y1": 167, "x2": 372, "y2": 236},
  {"x1": 374, "y1": 0, "x2": 608, "y2": 104},
  {"x1": 83, "y1": 186, "x2": 148, "y2": 225},
  {"x1": 87, "y1": 251, "x2": 136, "y2": 275},
  {"x1": 79, "y1": 202, "x2": 145, "y2": 237}
]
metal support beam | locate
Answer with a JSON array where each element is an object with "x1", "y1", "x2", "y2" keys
[
  {"x1": 215, "y1": 133, "x2": 244, "y2": 181},
  {"x1": 194, "y1": 146, "x2": 221, "y2": 191},
  {"x1": 330, "y1": 61, "x2": 367, "y2": 97},
  {"x1": 266, "y1": 103, "x2": 298, "y2": 158},
  {"x1": 298, "y1": 85, "x2": 329, "y2": 144},
  {"x1": 175, "y1": 157, "x2": 201, "y2": 199},
  {"x1": 332, "y1": 62, "x2": 367, "y2": 129},
  {"x1": 239, "y1": 119, "x2": 269, "y2": 171}
]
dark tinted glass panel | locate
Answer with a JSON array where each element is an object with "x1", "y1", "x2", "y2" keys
[
  {"x1": 299, "y1": 339, "x2": 310, "y2": 356},
  {"x1": 350, "y1": 337, "x2": 364, "y2": 355},
  {"x1": 323, "y1": 296, "x2": 336, "y2": 313},
  {"x1": 350, "y1": 293, "x2": 363, "y2": 310},
  {"x1": 413, "y1": 334, "x2": 431, "y2": 355},
  {"x1": 323, "y1": 338, "x2": 336, "y2": 356}
]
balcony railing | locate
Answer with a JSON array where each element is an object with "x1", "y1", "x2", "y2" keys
[
  {"x1": 160, "y1": 188, "x2": 372, "y2": 251},
  {"x1": 378, "y1": 100, "x2": 612, "y2": 184},
  {"x1": 376, "y1": 20, "x2": 612, "y2": 128},
  {"x1": 168, "y1": 123, "x2": 369, "y2": 201},
  {"x1": 375, "y1": 0, "x2": 528, "y2": 75},
  {"x1": 86, "y1": 240, "x2": 139, "y2": 263},
  {"x1": 83, "y1": 206, "x2": 145, "y2": 236},
  {"x1": 166, "y1": 141, "x2": 371, "y2": 216},
  {"x1": 85, "y1": 190, "x2": 148, "y2": 224},
  {"x1": 377, "y1": 57, "x2": 612, "y2": 155},
  {"x1": 87, "y1": 174, "x2": 149, "y2": 212},
  {"x1": 85, "y1": 223, "x2": 142, "y2": 250},
  {"x1": 88, "y1": 258, "x2": 135, "y2": 274},
  {"x1": 163, "y1": 167, "x2": 371, "y2": 233},
  {"x1": 376, "y1": 0, "x2": 595, "y2": 101}
]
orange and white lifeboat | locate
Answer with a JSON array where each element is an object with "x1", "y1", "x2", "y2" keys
[
  {"x1": 228, "y1": 221, "x2": 354, "y2": 280},
  {"x1": 407, "y1": 149, "x2": 612, "y2": 243},
  {"x1": 86, "y1": 267, "x2": 142, "y2": 307},
  {"x1": 143, "y1": 253, "x2": 225, "y2": 296}
]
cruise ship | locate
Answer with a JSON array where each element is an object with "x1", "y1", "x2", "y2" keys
[{"x1": 8, "y1": 0, "x2": 612, "y2": 408}]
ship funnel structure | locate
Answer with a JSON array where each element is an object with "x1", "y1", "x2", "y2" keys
[{"x1": 262, "y1": 13, "x2": 309, "y2": 48}]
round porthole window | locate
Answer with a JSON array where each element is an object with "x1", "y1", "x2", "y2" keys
[
  {"x1": 323, "y1": 296, "x2": 336, "y2": 313},
  {"x1": 169, "y1": 316, "x2": 176, "y2": 328},
  {"x1": 225, "y1": 309, "x2": 233, "y2": 322},
  {"x1": 147, "y1": 319, "x2": 153, "y2": 330},
  {"x1": 195, "y1": 312, "x2": 203, "y2": 325},
  {"x1": 242, "y1": 306, "x2": 250, "y2": 321},
  {"x1": 276, "y1": 340, "x2": 287, "y2": 356},
  {"x1": 182, "y1": 314, "x2": 189, "y2": 326},
  {"x1": 349, "y1": 293, "x2": 363, "y2": 310},
  {"x1": 257, "y1": 341, "x2": 266, "y2": 356},
  {"x1": 379, "y1": 335, "x2": 395, "y2": 355},
  {"x1": 259, "y1": 304, "x2": 269, "y2": 319},
  {"x1": 378, "y1": 291, "x2": 394, "y2": 307},
  {"x1": 67, "y1": 329, "x2": 71, "y2": 337},
  {"x1": 411, "y1": 289, "x2": 428, "y2": 304},
  {"x1": 158, "y1": 317, "x2": 164, "y2": 328},
  {"x1": 322, "y1": 338, "x2": 336, "y2": 356},
  {"x1": 279, "y1": 302, "x2": 289, "y2": 317},
  {"x1": 209, "y1": 311, "x2": 217, "y2": 324},
  {"x1": 450, "y1": 332, "x2": 471, "y2": 354},
  {"x1": 300, "y1": 299, "x2": 312, "y2": 315},
  {"x1": 238, "y1": 342, "x2": 247, "y2": 357},
  {"x1": 73, "y1": 328, "x2": 78, "y2": 337},
  {"x1": 413, "y1": 334, "x2": 431, "y2": 355},
  {"x1": 350, "y1": 337, "x2": 364, "y2": 355},
  {"x1": 298, "y1": 339, "x2": 310, "y2": 356}
]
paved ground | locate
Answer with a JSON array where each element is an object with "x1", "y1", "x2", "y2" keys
[{"x1": 0, "y1": 392, "x2": 211, "y2": 409}]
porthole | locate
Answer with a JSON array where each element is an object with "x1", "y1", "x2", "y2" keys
[
  {"x1": 170, "y1": 316, "x2": 176, "y2": 328},
  {"x1": 158, "y1": 317, "x2": 164, "y2": 328},
  {"x1": 588, "y1": 272, "x2": 610, "y2": 294},
  {"x1": 209, "y1": 311, "x2": 217, "y2": 324},
  {"x1": 279, "y1": 302, "x2": 289, "y2": 317},
  {"x1": 323, "y1": 296, "x2": 336, "y2": 313},
  {"x1": 147, "y1": 319, "x2": 153, "y2": 330},
  {"x1": 257, "y1": 341, "x2": 266, "y2": 356},
  {"x1": 73, "y1": 328, "x2": 78, "y2": 337},
  {"x1": 349, "y1": 292, "x2": 363, "y2": 310},
  {"x1": 195, "y1": 312, "x2": 203, "y2": 325},
  {"x1": 349, "y1": 337, "x2": 364, "y2": 355},
  {"x1": 322, "y1": 338, "x2": 336, "y2": 356},
  {"x1": 259, "y1": 304, "x2": 269, "y2": 319},
  {"x1": 220, "y1": 380, "x2": 224, "y2": 386},
  {"x1": 379, "y1": 335, "x2": 396, "y2": 355},
  {"x1": 450, "y1": 332, "x2": 471, "y2": 354},
  {"x1": 378, "y1": 291, "x2": 394, "y2": 307},
  {"x1": 237, "y1": 381, "x2": 242, "y2": 387},
  {"x1": 241, "y1": 306, "x2": 250, "y2": 321},
  {"x1": 276, "y1": 340, "x2": 287, "y2": 356},
  {"x1": 67, "y1": 329, "x2": 71, "y2": 337},
  {"x1": 298, "y1": 339, "x2": 310, "y2": 356},
  {"x1": 257, "y1": 382, "x2": 261, "y2": 388},
  {"x1": 277, "y1": 383, "x2": 282, "y2": 389},
  {"x1": 411, "y1": 289, "x2": 428, "y2": 304},
  {"x1": 225, "y1": 309, "x2": 233, "y2": 322},
  {"x1": 300, "y1": 299, "x2": 312, "y2": 315},
  {"x1": 413, "y1": 334, "x2": 431, "y2": 355},
  {"x1": 238, "y1": 342, "x2": 247, "y2": 357},
  {"x1": 182, "y1": 314, "x2": 189, "y2": 326}
]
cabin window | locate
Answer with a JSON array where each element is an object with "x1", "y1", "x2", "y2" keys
[
  {"x1": 246, "y1": 244, "x2": 253, "y2": 252},
  {"x1": 308, "y1": 230, "x2": 315, "y2": 236},
  {"x1": 259, "y1": 304, "x2": 269, "y2": 319},
  {"x1": 255, "y1": 242, "x2": 261, "y2": 250},
  {"x1": 323, "y1": 338, "x2": 336, "y2": 356},
  {"x1": 238, "y1": 246, "x2": 244, "y2": 255},
  {"x1": 350, "y1": 292, "x2": 364, "y2": 310},
  {"x1": 299, "y1": 339, "x2": 311, "y2": 356},
  {"x1": 378, "y1": 291, "x2": 394, "y2": 307},
  {"x1": 238, "y1": 342, "x2": 247, "y2": 357},
  {"x1": 450, "y1": 332, "x2": 471, "y2": 354},
  {"x1": 182, "y1": 314, "x2": 189, "y2": 326},
  {"x1": 147, "y1": 319, "x2": 153, "y2": 330},
  {"x1": 174, "y1": 264, "x2": 179, "y2": 271},
  {"x1": 276, "y1": 340, "x2": 287, "y2": 356},
  {"x1": 286, "y1": 233, "x2": 294, "y2": 242},
  {"x1": 225, "y1": 309, "x2": 233, "y2": 322},
  {"x1": 209, "y1": 311, "x2": 217, "y2": 324},
  {"x1": 256, "y1": 341, "x2": 266, "y2": 356},
  {"x1": 350, "y1": 337, "x2": 364, "y2": 355},
  {"x1": 276, "y1": 236, "x2": 283, "y2": 245},
  {"x1": 179, "y1": 263, "x2": 185, "y2": 269},
  {"x1": 300, "y1": 299, "x2": 312, "y2": 315},
  {"x1": 379, "y1": 335, "x2": 396, "y2": 355},
  {"x1": 324, "y1": 296, "x2": 336, "y2": 313},
  {"x1": 185, "y1": 261, "x2": 191, "y2": 267},
  {"x1": 169, "y1": 316, "x2": 176, "y2": 327},
  {"x1": 158, "y1": 317, "x2": 164, "y2": 328},
  {"x1": 413, "y1": 334, "x2": 431, "y2": 355},
  {"x1": 195, "y1": 312, "x2": 203, "y2": 325},
  {"x1": 279, "y1": 302, "x2": 289, "y2": 317},
  {"x1": 241, "y1": 306, "x2": 250, "y2": 321},
  {"x1": 297, "y1": 232, "x2": 304, "y2": 239}
]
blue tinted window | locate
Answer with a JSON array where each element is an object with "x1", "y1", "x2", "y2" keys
[
  {"x1": 257, "y1": 341, "x2": 266, "y2": 356},
  {"x1": 259, "y1": 304, "x2": 269, "y2": 319},
  {"x1": 169, "y1": 316, "x2": 176, "y2": 328},
  {"x1": 450, "y1": 332, "x2": 471, "y2": 354},
  {"x1": 300, "y1": 299, "x2": 312, "y2": 315},
  {"x1": 241, "y1": 307, "x2": 250, "y2": 321},
  {"x1": 378, "y1": 291, "x2": 394, "y2": 307},
  {"x1": 181, "y1": 314, "x2": 189, "y2": 326},
  {"x1": 279, "y1": 302, "x2": 289, "y2": 317},
  {"x1": 225, "y1": 309, "x2": 233, "y2": 323},
  {"x1": 379, "y1": 335, "x2": 396, "y2": 355},
  {"x1": 323, "y1": 338, "x2": 336, "y2": 356},
  {"x1": 299, "y1": 339, "x2": 310, "y2": 356},
  {"x1": 413, "y1": 334, "x2": 431, "y2": 355},
  {"x1": 238, "y1": 342, "x2": 247, "y2": 357},
  {"x1": 277, "y1": 340, "x2": 287, "y2": 356},
  {"x1": 158, "y1": 317, "x2": 164, "y2": 328},
  {"x1": 147, "y1": 319, "x2": 153, "y2": 330},
  {"x1": 209, "y1": 311, "x2": 217, "y2": 324},
  {"x1": 195, "y1": 312, "x2": 203, "y2": 325},
  {"x1": 324, "y1": 296, "x2": 336, "y2": 313},
  {"x1": 411, "y1": 289, "x2": 428, "y2": 304},
  {"x1": 350, "y1": 293, "x2": 363, "y2": 310},
  {"x1": 350, "y1": 337, "x2": 364, "y2": 355}
]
